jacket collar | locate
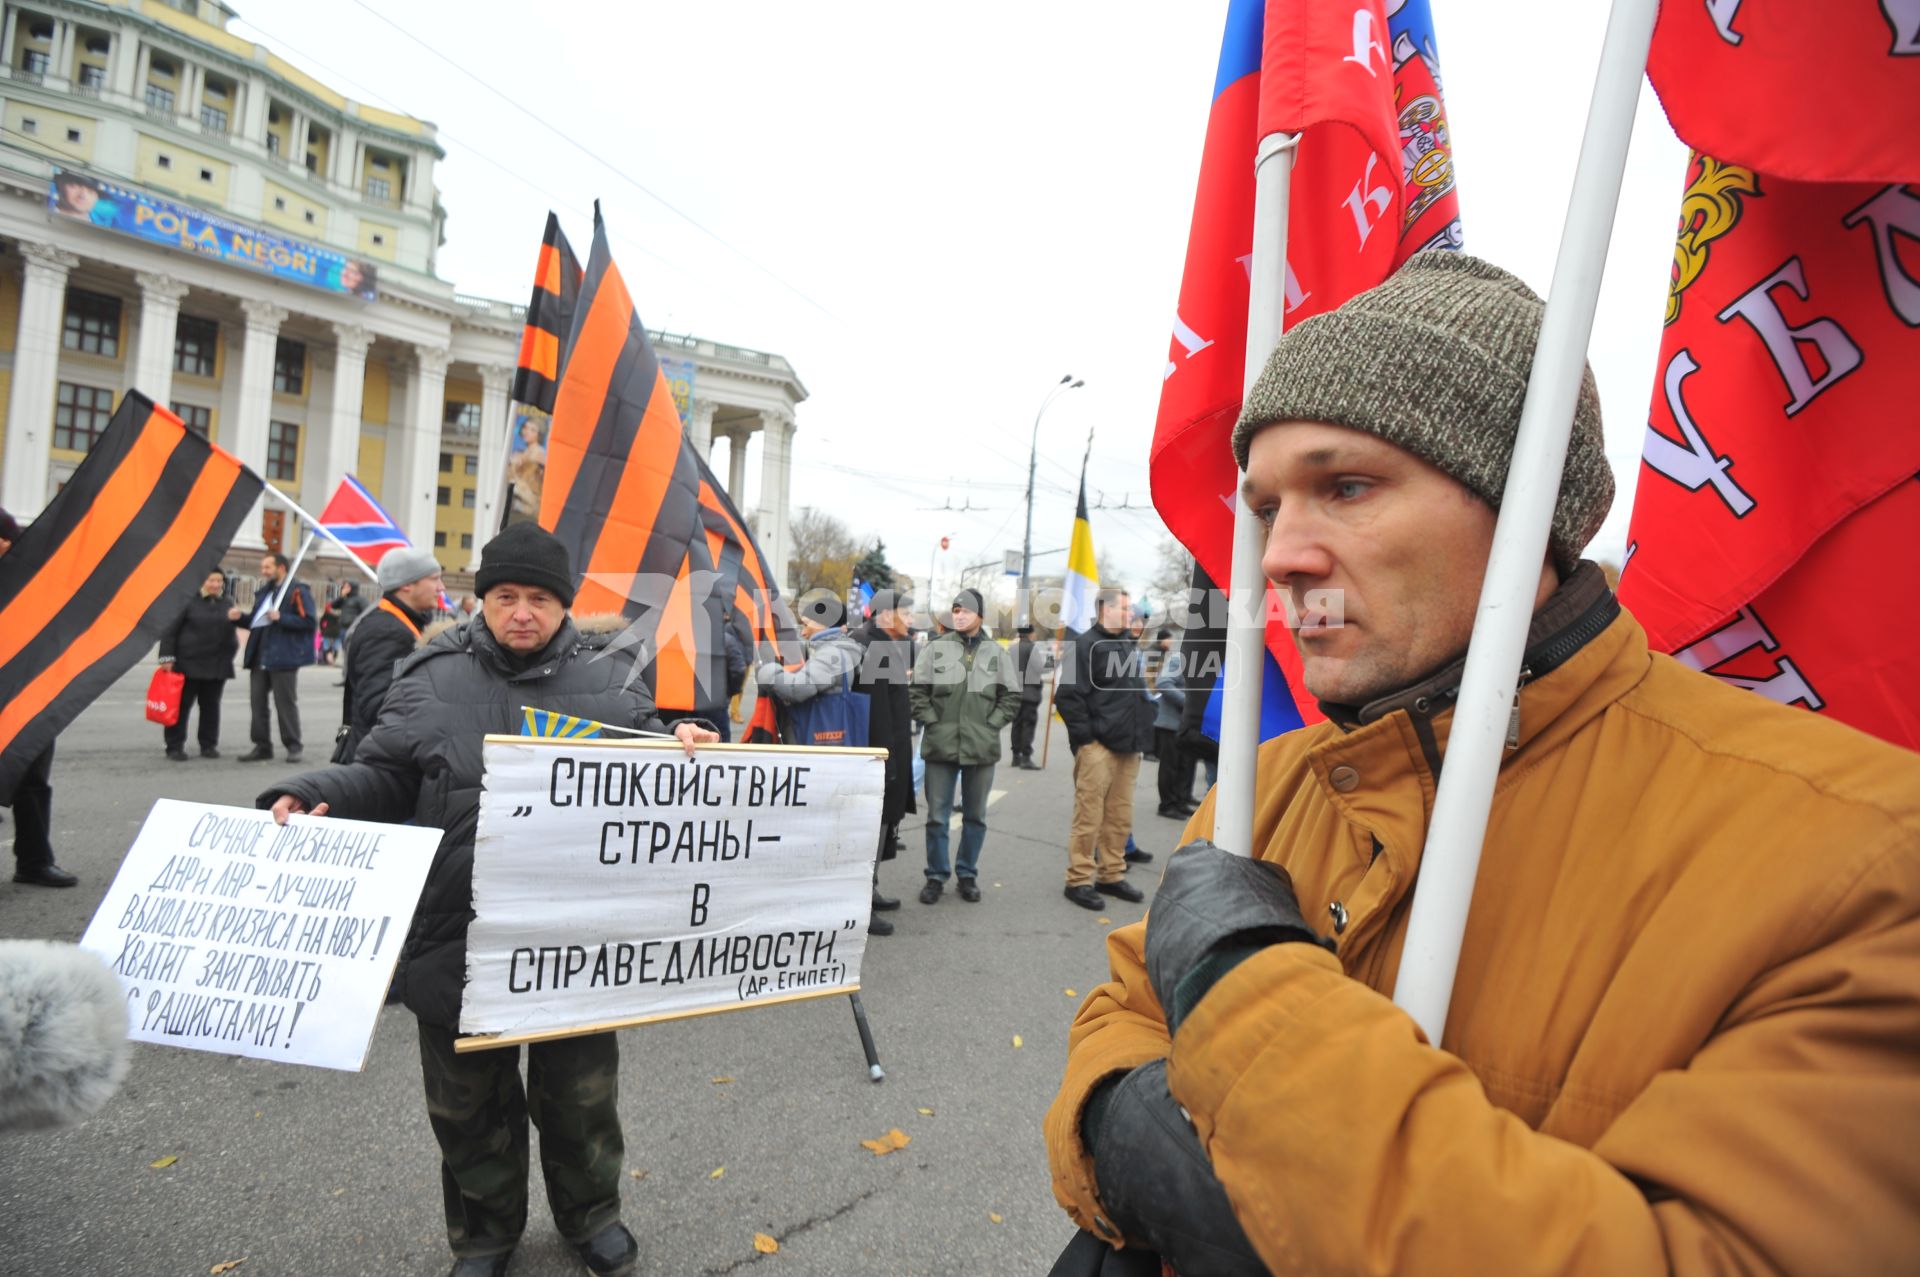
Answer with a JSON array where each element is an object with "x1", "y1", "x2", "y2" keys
[{"x1": 470, "y1": 615, "x2": 582, "y2": 681}]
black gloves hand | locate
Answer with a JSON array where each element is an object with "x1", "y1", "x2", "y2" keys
[
  {"x1": 1087, "y1": 1058, "x2": 1269, "y2": 1277},
  {"x1": 1145, "y1": 840, "x2": 1331, "y2": 1035}
]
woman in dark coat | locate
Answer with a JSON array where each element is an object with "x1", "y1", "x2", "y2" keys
[
  {"x1": 851, "y1": 590, "x2": 918, "y2": 924},
  {"x1": 158, "y1": 566, "x2": 240, "y2": 759}
]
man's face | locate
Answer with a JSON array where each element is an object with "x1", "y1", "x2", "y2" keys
[
  {"x1": 63, "y1": 182, "x2": 97, "y2": 213},
  {"x1": 1098, "y1": 595, "x2": 1130, "y2": 632},
  {"x1": 483, "y1": 583, "x2": 566, "y2": 652},
  {"x1": 950, "y1": 605, "x2": 980, "y2": 634},
  {"x1": 1244, "y1": 420, "x2": 1514, "y2": 705},
  {"x1": 396, "y1": 571, "x2": 443, "y2": 614},
  {"x1": 259, "y1": 555, "x2": 281, "y2": 582}
]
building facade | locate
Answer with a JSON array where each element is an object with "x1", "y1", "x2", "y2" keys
[{"x1": 0, "y1": 0, "x2": 802, "y2": 589}]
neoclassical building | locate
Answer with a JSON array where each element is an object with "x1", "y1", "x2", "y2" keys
[{"x1": 0, "y1": 0, "x2": 802, "y2": 587}]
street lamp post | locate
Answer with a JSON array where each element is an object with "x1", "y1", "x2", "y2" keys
[{"x1": 1018, "y1": 374, "x2": 1083, "y2": 630}]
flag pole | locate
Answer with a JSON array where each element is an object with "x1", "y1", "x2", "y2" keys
[
  {"x1": 1391, "y1": 0, "x2": 1660, "y2": 1045},
  {"x1": 257, "y1": 484, "x2": 380, "y2": 585},
  {"x1": 271, "y1": 530, "x2": 318, "y2": 611},
  {"x1": 1213, "y1": 130, "x2": 1298, "y2": 861}
]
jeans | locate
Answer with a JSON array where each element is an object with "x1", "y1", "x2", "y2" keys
[
  {"x1": 924, "y1": 759, "x2": 994, "y2": 882},
  {"x1": 9, "y1": 742, "x2": 54, "y2": 869}
]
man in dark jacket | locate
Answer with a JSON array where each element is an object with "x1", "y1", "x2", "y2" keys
[
  {"x1": 238, "y1": 551, "x2": 315, "y2": 762},
  {"x1": 910, "y1": 588, "x2": 1020, "y2": 904},
  {"x1": 0, "y1": 507, "x2": 75, "y2": 888},
  {"x1": 853, "y1": 590, "x2": 916, "y2": 928},
  {"x1": 1054, "y1": 589, "x2": 1150, "y2": 910},
  {"x1": 261, "y1": 524, "x2": 717, "y2": 1277},
  {"x1": 1010, "y1": 623, "x2": 1050, "y2": 769},
  {"x1": 335, "y1": 546, "x2": 442, "y2": 762},
  {"x1": 1151, "y1": 629, "x2": 1197, "y2": 819},
  {"x1": 157, "y1": 566, "x2": 239, "y2": 760}
]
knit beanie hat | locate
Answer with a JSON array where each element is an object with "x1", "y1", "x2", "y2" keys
[
  {"x1": 475, "y1": 522, "x2": 575, "y2": 606},
  {"x1": 798, "y1": 593, "x2": 847, "y2": 630},
  {"x1": 951, "y1": 588, "x2": 985, "y2": 616},
  {"x1": 376, "y1": 546, "x2": 441, "y2": 595},
  {"x1": 1230, "y1": 251, "x2": 1612, "y2": 574}
]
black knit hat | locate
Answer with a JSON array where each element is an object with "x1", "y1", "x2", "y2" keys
[
  {"x1": 476, "y1": 523, "x2": 575, "y2": 606},
  {"x1": 0, "y1": 507, "x2": 19, "y2": 541},
  {"x1": 951, "y1": 588, "x2": 984, "y2": 616}
]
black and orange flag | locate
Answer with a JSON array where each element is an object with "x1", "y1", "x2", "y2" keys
[
  {"x1": 511, "y1": 211, "x2": 584, "y2": 413},
  {"x1": 537, "y1": 205, "x2": 794, "y2": 718},
  {"x1": 0, "y1": 393, "x2": 262, "y2": 801}
]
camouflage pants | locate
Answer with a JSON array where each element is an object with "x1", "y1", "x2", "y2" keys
[{"x1": 416, "y1": 1021, "x2": 625, "y2": 1258}]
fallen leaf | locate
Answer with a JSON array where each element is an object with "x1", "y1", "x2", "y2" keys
[
  {"x1": 628, "y1": 1169, "x2": 649, "y2": 1181},
  {"x1": 149, "y1": 1155, "x2": 178, "y2": 1169},
  {"x1": 860, "y1": 1127, "x2": 913, "y2": 1156},
  {"x1": 1098, "y1": 917, "x2": 1112, "y2": 926},
  {"x1": 1012, "y1": 1034, "x2": 1024, "y2": 1048},
  {"x1": 710, "y1": 1076, "x2": 734, "y2": 1085},
  {"x1": 885, "y1": 1127, "x2": 910, "y2": 1149},
  {"x1": 330, "y1": 1188, "x2": 345, "y2": 1197},
  {"x1": 989, "y1": 1213, "x2": 1004, "y2": 1224},
  {"x1": 210, "y1": 1262, "x2": 245, "y2": 1275},
  {"x1": 1064, "y1": 988, "x2": 1077, "y2": 998},
  {"x1": 753, "y1": 1233, "x2": 780, "y2": 1254},
  {"x1": 253, "y1": 1111, "x2": 263, "y2": 1119},
  {"x1": 916, "y1": 1107, "x2": 935, "y2": 1116},
  {"x1": 709, "y1": 1167, "x2": 726, "y2": 1180}
]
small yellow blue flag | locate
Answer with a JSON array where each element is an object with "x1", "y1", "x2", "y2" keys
[{"x1": 520, "y1": 706, "x2": 607, "y2": 739}]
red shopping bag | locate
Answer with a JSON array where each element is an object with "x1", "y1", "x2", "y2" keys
[{"x1": 145, "y1": 668, "x2": 185, "y2": 726}]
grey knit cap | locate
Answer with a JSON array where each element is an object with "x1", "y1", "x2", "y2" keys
[
  {"x1": 376, "y1": 545, "x2": 441, "y2": 594},
  {"x1": 1230, "y1": 251, "x2": 1611, "y2": 573}
]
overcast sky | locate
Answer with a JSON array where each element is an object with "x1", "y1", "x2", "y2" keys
[{"x1": 230, "y1": 0, "x2": 1688, "y2": 606}]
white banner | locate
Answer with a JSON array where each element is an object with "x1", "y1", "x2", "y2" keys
[
  {"x1": 460, "y1": 739, "x2": 886, "y2": 1045},
  {"x1": 78, "y1": 800, "x2": 438, "y2": 1072}
]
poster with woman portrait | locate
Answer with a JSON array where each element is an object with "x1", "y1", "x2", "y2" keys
[{"x1": 506, "y1": 411, "x2": 548, "y2": 521}]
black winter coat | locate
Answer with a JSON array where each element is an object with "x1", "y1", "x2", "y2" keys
[
  {"x1": 851, "y1": 620, "x2": 916, "y2": 838},
  {"x1": 160, "y1": 593, "x2": 239, "y2": 681},
  {"x1": 338, "y1": 595, "x2": 430, "y2": 757},
  {"x1": 1055, "y1": 623, "x2": 1152, "y2": 755},
  {"x1": 258, "y1": 614, "x2": 669, "y2": 1029}
]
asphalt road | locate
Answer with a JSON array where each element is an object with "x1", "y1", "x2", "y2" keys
[{"x1": 1, "y1": 661, "x2": 1197, "y2": 1277}]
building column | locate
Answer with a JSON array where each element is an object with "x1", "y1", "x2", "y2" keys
[
  {"x1": 398, "y1": 344, "x2": 448, "y2": 552},
  {"x1": 688, "y1": 397, "x2": 716, "y2": 463},
  {"x1": 182, "y1": 61, "x2": 203, "y2": 123},
  {"x1": 725, "y1": 427, "x2": 749, "y2": 504},
  {"x1": 131, "y1": 271, "x2": 187, "y2": 409},
  {"x1": 321, "y1": 323, "x2": 372, "y2": 547},
  {"x1": 240, "y1": 70, "x2": 267, "y2": 145},
  {"x1": 52, "y1": 20, "x2": 75, "y2": 85},
  {"x1": 0, "y1": 15, "x2": 18, "y2": 69},
  {"x1": 231, "y1": 298, "x2": 287, "y2": 548},
  {"x1": 757, "y1": 410, "x2": 793, "y2": 587},
  {"x1": 470, "y1": 362, "x2": 512, "y2": 567},
  {"x1": 106, "y1": 29, "x2": 135, "y2": 96},
  {"x1": 1, "y1": 245, "x2": 78, "y2": 517}
]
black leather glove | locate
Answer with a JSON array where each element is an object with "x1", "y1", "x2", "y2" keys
[
  {"x1": 1088, "y1": 1058, "x2": 1269, "y2": 1277},
  {"x1": 1146, "y1": 840, "x2": 1331, "y2": 1035}
]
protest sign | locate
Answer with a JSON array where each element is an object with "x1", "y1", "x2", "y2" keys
[
  {"x1": 458, "y1": 738, "x2": 886, "y2": 1049},
  {"x1": 78, "y1": 800, "x2": 438, "y2": 1072}
]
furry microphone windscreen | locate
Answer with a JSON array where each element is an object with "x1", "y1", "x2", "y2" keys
[{"x1": 0, "y1": 940, "x2": 131, "y2": 1133}]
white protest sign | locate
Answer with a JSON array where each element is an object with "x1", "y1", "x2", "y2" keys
[
  {"x1": 459, "y1": 738, "x2": 885, "y2": 1047},
  {"x1": 78, "y1": 799, "x2": 438, "y2": 1072}
]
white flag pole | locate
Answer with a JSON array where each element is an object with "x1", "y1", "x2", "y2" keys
[
  {"x1": 1391, "y1": 0, "x2": 1660, "y2": 1044},
  {"x1": 258, "y1": 484, "x2": 380, "y2": 585},
  {"x1": 1214, "y1": 130, "x2": 1299, "y2": 860},
  {"x1": 270, "y1": 530, "x2": 318, "y2": 612}
]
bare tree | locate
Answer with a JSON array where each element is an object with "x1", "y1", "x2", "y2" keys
[
  {"x1": 788, "y1": 507, "x2": 861, "y2": 595},
  {"x1": 1148, "y1": 535, "x2": 1194, "y2": 622}
]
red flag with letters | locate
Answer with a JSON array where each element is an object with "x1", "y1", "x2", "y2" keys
[
  {"x1": 1149, "y1": 0, "x2": 1462, "y2": 732},
  {"x1": 1620, "y1": 8, "x2": 1920, "y2": 750}
]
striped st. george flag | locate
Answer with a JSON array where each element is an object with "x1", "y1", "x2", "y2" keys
[
  {"x1": 537, "y1": 204, "x2": 796, "y2": 723},
  {"x1": 511, "y1": 211, "x2": 584, "y2": 414},
  {"x1": 0, "y1": 393, "x2": 263, "y2": 801}
]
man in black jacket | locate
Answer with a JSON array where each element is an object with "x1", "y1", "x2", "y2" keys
[
  {"x1": 852, "y1": 590, "x2": 916, "y2": 934},
  {"x1": 1, "y1": 507, "x2": 76, "y2": 888},
  {"x1": 262, "y1": 524, "x2": 717, "y2": 1277},
  {"x1": 1054, "y1": 589, "x2": 1150, "y2": 911},
  {"x1": 157, "y1": 566, "x2": 239, "y2": 760},
  {"x1": 1010, "y1": 623, "x2": 1049, "y2": 769},
  {"x1": 335, "y1": 546, "x2": 442, "y2": 762}
]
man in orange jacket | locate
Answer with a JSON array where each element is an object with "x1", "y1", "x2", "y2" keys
[{"x1": 1044, "y1": 253, "x2": 1920, "y2": 1275}]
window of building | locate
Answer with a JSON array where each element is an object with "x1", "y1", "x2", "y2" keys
[
  {"x1": 461, "y1": 488, "x2": 476, "y2": 509},
  {"x1": 436, "y1": 485, "x2": 450, "y2": 507},
  {"x1": 370, "y1": 233, "x2": 385, "y2": 246},
  {"x1": 145, "y1": 85, "x2": 175, "y2": 113},
  {"x1": 371, "y1": 156, "x2": 389, "y2": 170},
  {"x1": 444, "y1": 401, "x2": 480, "y2": 431},
  {"x1": 19, "y1": 118, "x2": 35, "y2": 134},
  {"x1": 156, "y1": 153, "x2": 172, "y2": 169},
  {"x1": 460, "y1": 533, "x2": 473, "y2": 550},
  {"x1": 85, "y1": 37, "x2": 110, "y2": 55},
  {"x1": 266, "y1": 133, "x2": 280, "y2": 156},
  {"x1": 78, "y1": 66, "x2": 104, "y2": 89},
  {"x1": 171, "y1": 402, "x2": 212, "y2": 438},
  {"x1": 150, "y1": 56, "x2": 175, "y2": 77},
  {"x1": 266, "y1": 421, "x2": 300, "y2": 481},
  {"x1": 53, "y1": 382, "x2": 115, "y2": 452},
  {"x1": 22, "y1": 50, "x2": 49, "y2": 75},
  {"x1": 434, "y1": 531, "x2": 447, "y2": 548},
  {"x1": 464, "y1": 455, "x2": 479, "y2": 475},
  {"x1": 303, "y1": 210, "x2": 315, "y2": 223},
  {"x1": 28, "y1": 21, "x2": 51, "y2": 40},
  {"x1": 305, "y1": 152, "x2": 318, "y2": 173},
  {"x1": 273, "y1": 338, "x2": 305, "y2": 395},
  {"x1": 67, "y1": 127, "x2": 82, "y2": 142},
  {"x1": 199, "y1": 167, "x2": 213, "y2": 182},
  {"x1": 438, "y1": 451, "x2": 452, "y2": 473},
  {"x1": 62, "y1": 288, "x2": 121, "y2": 357},
  {"x1": 364, "y1": 177, "x2": 391, "y2": 203},
  {"x1": 174, "y1": 315, "x2": 217, "y2": 377},
  {"x1": 273, "y1": 196, "x2": 286, "y2": 210},
  {"x1": 199, "y1": 105, "x2": 227, "y2": 134}
]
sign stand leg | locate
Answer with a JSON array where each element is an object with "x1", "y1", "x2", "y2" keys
[{"x1": 848, "y1": 992, "x2": 885, "y2": 1082}]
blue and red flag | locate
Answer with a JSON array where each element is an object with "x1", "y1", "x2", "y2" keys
[
  {"x1": 316, "y1": 474, "x2": 411, "y2": 570},
  {"x1": 1150, "y1": 0, "x2": 1462, "y2": 738}
]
